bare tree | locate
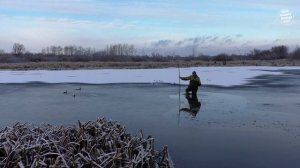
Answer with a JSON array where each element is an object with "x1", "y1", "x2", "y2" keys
[
  {"x1": 290, "y1": 47, "x2": 300, "y2": 60},
  {"x1": 64, "y1": 46, "x2": 76, "y2": 56},
  {"x1": 271, "y1": 45, "x2": 288, "y2": 59},
  {"x1": 12, "y1": 43, "x2": 25, "y2": 55},
  {"x1": 48, "y1": 46, "x2": 63, "y2": 55},
  {"x1": 213, "y1": 53, "x2": 228, "y2": 65},
  {"x1": 105, "y1": 44, "x2": 136, "y2": 57}
]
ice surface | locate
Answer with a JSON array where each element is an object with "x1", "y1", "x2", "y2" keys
[{"x1": 0, "y1": 66, "x2": 299, "y2": 86}]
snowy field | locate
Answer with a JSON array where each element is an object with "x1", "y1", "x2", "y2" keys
[{"x1": 0, "y1": 66, "x2": 300, "y2": 86}]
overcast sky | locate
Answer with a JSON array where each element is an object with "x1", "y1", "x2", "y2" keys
[{"x1": 0, "y1": 0, "x2": 299, "y2": 55}]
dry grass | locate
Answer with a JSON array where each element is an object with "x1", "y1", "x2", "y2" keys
[{"x1": 0, "y1": 59, "x2": 299, "y2": 70}]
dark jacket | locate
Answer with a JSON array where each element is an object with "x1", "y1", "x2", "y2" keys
[{"x1": 180, "y1": 75, "x2": 201, "y2": 88}]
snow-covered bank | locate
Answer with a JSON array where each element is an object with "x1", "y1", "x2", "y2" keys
[{"x1": 0, "y1": 66, "x2": 299, "y2": 86}]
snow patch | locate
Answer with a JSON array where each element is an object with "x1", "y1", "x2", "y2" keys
[{"x1": 0, "y1": 66, "x2": 299, "y2": 86}]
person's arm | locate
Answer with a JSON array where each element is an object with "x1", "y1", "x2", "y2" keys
[
  {"x1": 180, "y1": 108, "x2": 192, "y2": 112},
  {"x1": 180, "y1": 75, "x2": 192, "y2": 81}
]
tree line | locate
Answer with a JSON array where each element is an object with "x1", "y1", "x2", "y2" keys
[{"x1": 0, "y1": 43, "x2": 299, "y2": 63}]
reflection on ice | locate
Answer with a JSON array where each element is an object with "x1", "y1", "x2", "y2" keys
[{"x1": 180, "y1": 94, "x2": 201, "y2": 117}]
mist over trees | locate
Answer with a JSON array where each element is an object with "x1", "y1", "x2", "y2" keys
[{"x1": 0, "y1": 42, "x2": 299, "y2": 63}]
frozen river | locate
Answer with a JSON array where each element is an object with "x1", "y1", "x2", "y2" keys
[{"x1": 0, "y1": 68, "x2": 300, "y2": 168}]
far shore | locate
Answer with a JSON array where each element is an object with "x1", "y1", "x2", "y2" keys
[{"x1": 0, "y1": 59, "x2": 299, "y2": 70}]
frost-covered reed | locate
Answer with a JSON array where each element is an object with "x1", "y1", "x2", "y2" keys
[{"x1": 0, "y1": 118, "x2": 174, "y2": 168}]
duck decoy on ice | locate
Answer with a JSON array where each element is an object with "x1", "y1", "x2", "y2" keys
[
  {"x1": 72, "y1": 93, "x2": 76, "y2": 98},
  {"x1": 63, "y1": 90, "x2": 68, "y2": 94},
  {"x1": 75, "y1": 87, "x2": 81, "y2": 91}
]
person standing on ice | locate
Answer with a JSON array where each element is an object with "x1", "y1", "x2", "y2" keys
[{"x1": 180, "y1": 71, "x2": 201, "y2": 95}]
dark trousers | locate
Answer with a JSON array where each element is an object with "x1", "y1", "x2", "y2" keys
[{"x1": 186, "y1": 86, "x2": 198, "y2": 95}]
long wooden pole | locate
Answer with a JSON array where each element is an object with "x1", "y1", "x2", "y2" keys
[{"x1": 178, "y1": 64, "x2": 181, "y2": 126}]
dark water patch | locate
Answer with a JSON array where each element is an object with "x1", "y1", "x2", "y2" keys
[
  {"x1": 202, "y1": 84, "x2": 256, "y2": 90},
  {"x1": 245, "y1": 69, "x2": 300, "y2": 88},
  {"x1": 282, "y1": 69, "x2": 300, "y2": 75},
  {"x1": 251, "y1": 69, "x2": 300, "y2": 75},
  {"x1": 0, "y1": 83, "x2": 299, "y2": 168},
  {"x1": 263, "y1": 103, "x2": 274, "y2": 106}
]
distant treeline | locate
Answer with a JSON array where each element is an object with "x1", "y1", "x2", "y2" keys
[{"x1": 0, "y1": 43, "x2": 300, "y2": 63}]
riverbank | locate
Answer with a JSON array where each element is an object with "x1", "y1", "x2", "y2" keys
[{"x1": 0, "y1": 59, "x2": 299, "y2": 70}]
